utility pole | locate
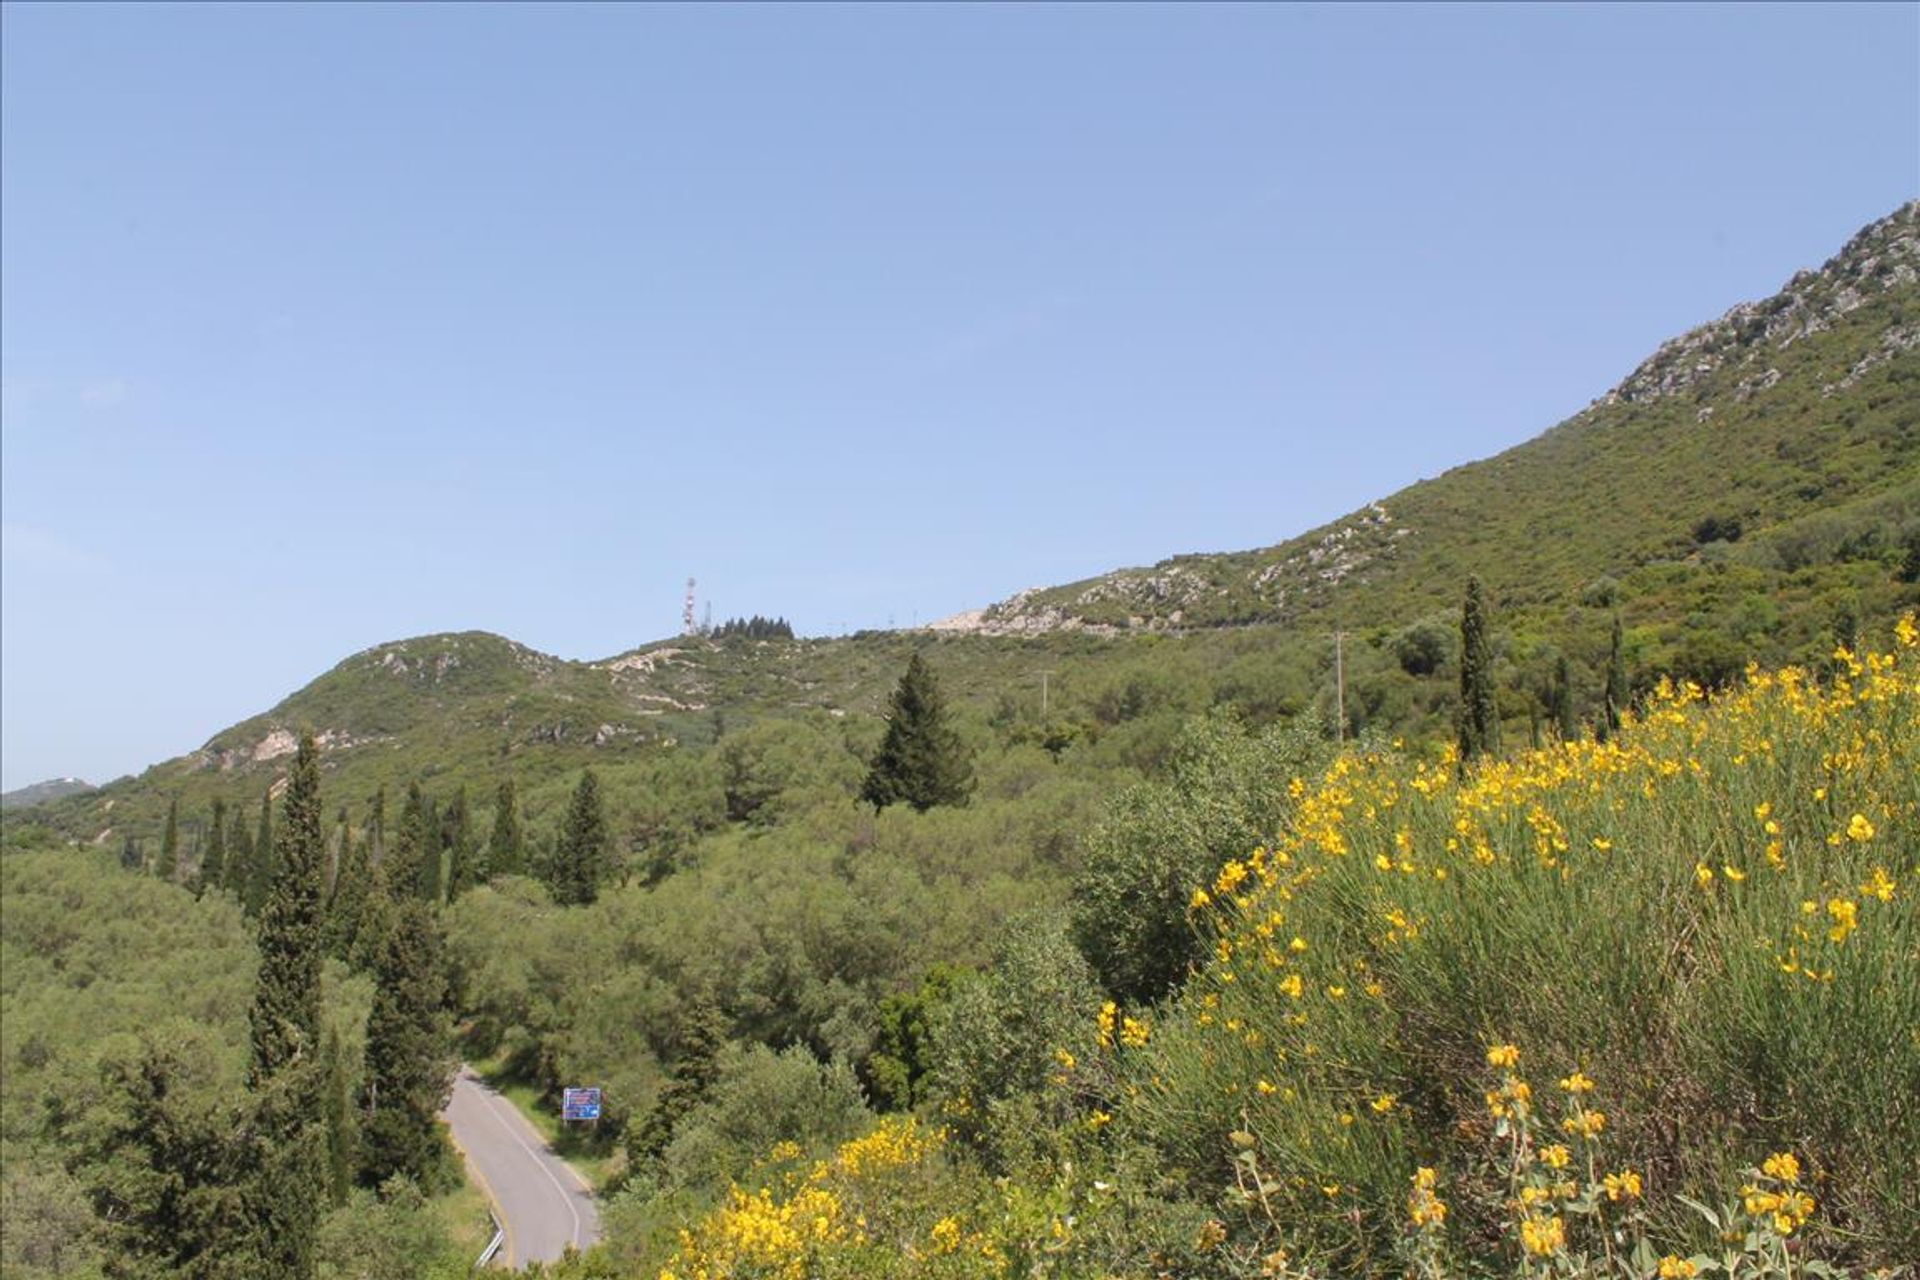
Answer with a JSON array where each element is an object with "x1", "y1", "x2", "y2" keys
[
  {"x1": 1331, "y1": 630, "x2": 1346, "y2": 744},
  {"x1": 1037, "y1": 670, "x2": 1056, "y2": 718}
]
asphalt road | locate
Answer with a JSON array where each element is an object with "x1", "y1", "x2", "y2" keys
[{"x1": 443, "y1": 1066, "x2": 602, "y2": 1268}]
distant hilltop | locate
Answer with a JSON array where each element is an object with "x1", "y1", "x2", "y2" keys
[{"x1": 2, "y1": 777, "x2": 96, "y2": 810}]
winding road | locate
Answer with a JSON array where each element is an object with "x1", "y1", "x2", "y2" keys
[{"x1": 443, "y1": 1066, "x2": 602, "y2": 1268}]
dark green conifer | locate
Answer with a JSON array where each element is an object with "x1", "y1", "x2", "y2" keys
[
  {"x1": 1456, "y1": 576, "x2": 1500, "y2": 766},
  {"x1": 444, "y1": 786, "x2": 477, "y2": 899},
  {"x1": 197, "y1": 799, "x2": 228, "y2": 898},
  {"x1": 244, "y1": 735, "x2": 326, "y2": 1280},
  {"x1": 327, "y1": 817, "x2": 373, "y2": 963},
  {"x1": 156, "y1": 797, "x2": 181, "y2": 884},
  {"x1": 1552, "y1": 655, "x2": 1579, "y2": 742},
  {"x1": 225, "y1": 814, "x2": 254, "y2": 898},
  {"x1": 394, "y1": 783, "x2": 429, "y2": 900},
  {"x1": 1601, "y1": 612, "x2": 1628, "y2": 742},
  {"x1": 245, "y1": 791, "x2": 276, "y2": 919},
  {"x1": 627, "y1": 1001, "x2": 728, "y2": 1166},
  {"x1": 419, "y1": 794, "x2": 443, "y2": 904},
  {"x1": 545, "y1": 770, "x2": 610, "y2": 906},
  {"x1": 860, "y1": 653, "x2": 974, "y2": 812},
  {"x1": 322, "y1": 1027, "x2": 354, "y2": 1207},
  {"x1": 486, "y1": 779, "x2": 523, "y2": 877},
  {"x1": 358, "y1": 897, "x2": 454, "y2": 1188}
]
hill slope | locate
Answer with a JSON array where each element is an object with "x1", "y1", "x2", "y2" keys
[{"x1": 967, "y1": 200, "x2": 1919, "y2": 634}]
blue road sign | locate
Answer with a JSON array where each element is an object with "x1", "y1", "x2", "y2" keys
[{"x1": 562, "y1": 1087, "x2": 601, "y2": 1122}]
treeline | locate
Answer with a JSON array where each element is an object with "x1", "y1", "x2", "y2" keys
[{"x1": 709, "y1": 615, "x2": 793, "y2": 640}]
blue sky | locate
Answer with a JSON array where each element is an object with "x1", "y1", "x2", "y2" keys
[{"x1": 3, "y1": 3, "x2": 1916, "y2": 789}]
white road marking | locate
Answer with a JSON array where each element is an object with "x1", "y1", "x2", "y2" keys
[{"x1": 469, "y1": 1074, "x2": 586, "y2": 1250}]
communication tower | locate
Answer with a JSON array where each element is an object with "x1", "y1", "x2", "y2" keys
[{"x1": 683, "y1": 578, "x2": 697, "y2": 635}]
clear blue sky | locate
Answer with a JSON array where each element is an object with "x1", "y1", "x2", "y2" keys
[{"x1": 3, "y1": 3, "x2": 1916, "y2": 789}]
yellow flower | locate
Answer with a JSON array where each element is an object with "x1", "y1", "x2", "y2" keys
[
  {"x1": 1761, "y1": 1151, "x2": 1801, "y2": 1183},
  {"x1": 1085, "y1": 1109, "x2": 1112, "y2": 1131},
  {"x1": 1519, "y1": 1214, "x2": 1565, "y2": 1257},
  {"x1": 1558, "y1": 1070, "x2": 1595, "y2": 1094},
  {"x1": 1486, "y1": 1043, "x2": 1521, "y2": 1069},
  {"x1": 1540, "y1": 1143, "x2": 1571, "y2": 1169},
  {"x1": 1119, "y1": 1016, "x2": 1151, "y2": 1048},
  {"x1": 1370, "y1": 1093, "x2": 1397, "y2": 1114},
  {"x1": 1097, "y1": 1001, "x2": 1117, "y2": 1048},
  {"x1": 1827, "y1": 898, "x2": 1858, "y2": 944},
  {"x1": 1053, "y1": 1048, "x2": 1075, "y2": 1071},
  {"x1": 1723, "y1": 864, "x2": 1747, "y2": 883},
  {"x1": 1604, "y1": 1169, "x2": 1643, "y2": 1200},
  {"x1": 1846, "y1": 813, "x2": 1875, "y2": 842},
  {"x1": 1897, "y1": 612, "x2": 1918, "y2": 648},
  {"x1": 1659, "y1": 1257, "x2": 1699, "y2": 1279},
  {"x1": 1561, "y1": 1109, "x2": 1606, "y2": 1139},
  {"x1": 1860, "y1": 867, "x2": 1896, "y2": 902},
  {"x1": 1695, "y1": 862, "x2": 1715, "y2": 889}
]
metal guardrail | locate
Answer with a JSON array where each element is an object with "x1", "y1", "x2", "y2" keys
[{"x1": 475, "y1": 1210, "x2": 505, "y2": 1270}]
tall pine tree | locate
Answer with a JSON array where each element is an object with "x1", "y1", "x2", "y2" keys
[
  {"x1": 156, "y1": 797, "x2": 181, "y2": 884},
  {"x1": 244, "y1": 736, "x2": 326, "y2": 1280},
  {"x1": 860, "y1": 654, "x2": 974, "y2": 812},
  {"x1": 1456, "y1": 576, "x2": 1500, "y2": 767},
  {"x1": 358, "y1": 897, "x2": 454, "y2": 1188},
  {"x1": 544, "y1": 770, "x2": 610, "y2": 906},
  {"x1": 487, "y1": 779, "x2": 523, "y2": 878}
]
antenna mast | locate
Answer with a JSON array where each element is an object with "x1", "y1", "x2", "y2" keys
[{"x1": 683, "y1": 578, "x2": 697, "y2": 636}]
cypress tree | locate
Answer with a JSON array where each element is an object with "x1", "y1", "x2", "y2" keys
[
  {"x1": 367, "y1": 786, "x2": 388, "y2": 869},
  {"x1": 120, "y1": 836, "x2": 145, "y2": 873},
  {"x1": 418, "y1": 794, "x2": 444, "y2": 905},
  {"x1": 322, "y1": 1026, "x2": 354, "y2": 1207},
  {"x1": 1552, "y1": 655, "x2": 1578, "y2": 742},
  {"x1": 156, "y1": 797, "x2": 181, "y2": 884},
  {"x1": 394, "y1": 784, "x2": 429, "y2": 901},
  {"x1": 327, "y1": 817, "x2": 373, "y2": 963},
  {"x1": 546, "y1": 770, "x2": 610, "y2": 906},
  {"x1": 444, "y1": 786, "x2": 477, "y2": 900},
  {"x1": 1456, "y1": 576, "x2": 1500, "y2": 766},
  {"x1": 628, "y1": 1001, "x2": 728, "y2": 1166},
  {"x1": 860, "y1": 653, "x2": 974, "y2": 812},
  {"x1": 244, "y1": 735, "x2": 326, "y2": 1280},
  {"x1": 1601, "y1": 612, "x2": 1628, "y2": 742},
  {"x1": 198, "y1": 799, "x2": 228, "y2": 898},
  {"x1": 358, "y1": 897, "x2": 454, "y2": 1188},
  {"x1": 487, "y1": 780, "x2": 523, "y2": 878},
  {"x1": 245, "y1": 792, "x2": 276, "y2": 919},
  {"x1": 226, "y1": 813, "x2": 254, "y2": 898}
]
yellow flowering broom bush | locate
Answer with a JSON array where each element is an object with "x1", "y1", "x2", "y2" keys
[{"x1": 1119, "y1": 617, "x2": 1916, "y2": 1270}]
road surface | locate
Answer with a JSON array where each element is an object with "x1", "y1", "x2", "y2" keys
[{"x1": 443, "y1": 1066, "x2": 602, "y2": 1268}]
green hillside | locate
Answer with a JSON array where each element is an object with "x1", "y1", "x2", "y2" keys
[{"x1": 980, "y1": 200, "x2": 1919, "y2": 635}]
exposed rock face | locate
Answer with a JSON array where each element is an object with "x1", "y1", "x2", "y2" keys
[{"x1": 1603, "y1": 201, "x2": 1917, "y2": 409}]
